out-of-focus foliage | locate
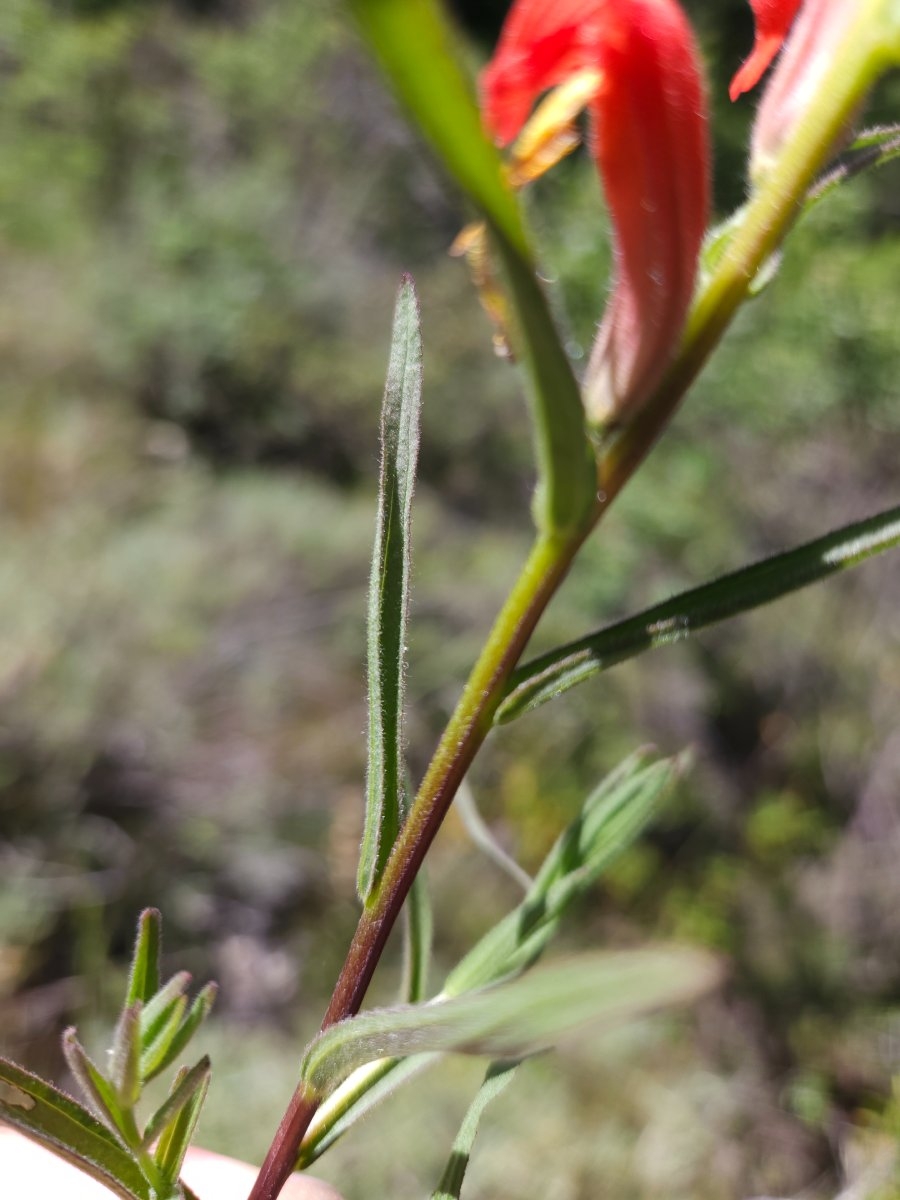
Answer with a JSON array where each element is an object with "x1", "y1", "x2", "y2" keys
[{"x1": 2, "y1": 2, "x2": 900, "y2": 1198}]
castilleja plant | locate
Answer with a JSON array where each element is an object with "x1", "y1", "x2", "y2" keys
[{"x1": 5, "y1": 2, "x2": 900, "y2": 1200}]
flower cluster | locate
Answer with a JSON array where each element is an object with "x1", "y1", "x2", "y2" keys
[{"x1": 479, "y1": 0, "x2": 812, "y2": 428}]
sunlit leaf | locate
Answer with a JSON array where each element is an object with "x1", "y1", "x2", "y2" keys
[
  {"x1": 300, "y1": 947, "x2": 719, "y2": 1097},
  {"x1": 358, "y1": 275, "x2": 423, "y2": 901}
]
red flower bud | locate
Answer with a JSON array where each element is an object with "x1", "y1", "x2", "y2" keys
[{"x1": 482, "y1": 0, "x2": 710, "y2": 427}]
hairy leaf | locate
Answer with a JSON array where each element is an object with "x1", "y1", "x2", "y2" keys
[
  {"x1": 125, "y1": 909, "x2": 162, "y2": 1009},
  {"x1": 0, "y1": 1056, "x2": 152, "y2": 1200},
  {"x1": 358, "y1": 275, "x2": 423, "y2": 901},
  {"x1": 300, "y1": 947, "x2": 719, "y2": 1097}
]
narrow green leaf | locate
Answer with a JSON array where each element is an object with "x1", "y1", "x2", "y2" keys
[
  {"x1": 358, "y1": 275, "x2": 423, "y2": 901},
  {"x1": 296, "y1": 752, "x2": 676, "y2": 1162},
  {"x1": 110, "y1": 1004, "x2": 142, "y2": 1109},
  {"x1": 141, "y1": 1058, "x2": 211, "y2": 1152},
  {"x1": 297, "y1": 1054, "x2": 438, "y2": 1169},
  {"x1": 445, "y1": 752, "x2": 680, "y2": 996},
  {"x1": 62, "y1": 1029, "x2": 133, "y2": 1142},
  {"x1": 0, "y1": 1056, "x2": 152, "y2": 1200},
  {"x1": 140, "y1": 996, "x2": 187, "y2": 1084},
  {"x1": 300, "y1": 947, "x2": 719, "y2": 1097},
  {"x1": 153, "y1": 1061, "x2": 210, "y2": 1185},
  {"x1": 125, "y1": 909, "x2": 161, "y2": 1009},
  {"x1": 430, "y1": 1060, "x2": 518, "y2": 1200},
  {"x1": 140, "y1": 972, "x2": 191, "y2": 1049},
  {"x1": 348, "y1": 0, "x2": 595, "y2": 538},
  {"x1": 497, "y1": 504, "x2": 900, "y2": 724},
  {"x1": 142, "y1": 984, "x2": 217, "y2": 1084}
]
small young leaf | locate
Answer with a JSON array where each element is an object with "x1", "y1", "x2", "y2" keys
[
  {"x1": 430, "y1": 1060, "x2": 518, "y2": 1200},
  {"x1": 153, "y1": 1060, "x2": 210, "y2": 1185},
  {"x1": 497, "y1": 503, "x2": 900, "y2": 723},
  {"x1": 140, "y1": 972, "x2": 191, "y2": 1049},
  {"x1": 142, "y1": 983, "x2": 217, "y2": 1084},
  {"x1": 300, "y1": 947, "x2": 719, "y2": 1097},
  {"x1": 125, "y1": 909, "x2": 162, "y2": 1009},
  {"x1": 141, "y1": 1057, "x2": 211, "y2": 1152},
  {"x1": 110, "y1": 1004, "x2": 142, "y2": 1109},
  {"x1": 0, "y1": 1056, "x2": 152, "y2": 1200},
  {"x1": 62, "y1": 1029, "x2": 134, "y2": 1143},
  {"x1": 358, "y1": 275, "x2": 423, "y2": 901},
  {"x1": 140, "y1": 996, "x2": 188, "y2": 1083}
]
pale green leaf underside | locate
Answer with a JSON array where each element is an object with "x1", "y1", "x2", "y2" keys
[
  {"x1": 300, "y1": 946, "x2": 719, "y2": 1097},
  {"x1": 359, "y1": 275, "x2": 423, "y2": 900},
  {"x1": 497, "y1": 504, "x2": 900, "y2": 723}
]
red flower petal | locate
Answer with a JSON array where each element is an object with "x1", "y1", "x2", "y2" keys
[
  {"x1": 481, "y1": 0, "x2": 710, "y2": 426},
  {"x1": 730, "y1": 0, "x2": 805, "y2": 100}
]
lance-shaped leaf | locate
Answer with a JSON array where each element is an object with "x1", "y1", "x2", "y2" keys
[
  {"x1": 141, "y1": 1058, "x2": 211, "y2": 1153},
  {"x1": 497, "y1": 503, "x2": 900, "y2": 723},
  {"x1": 140, "y1": 972, "x2": 191, "y2": 1049},
  {"x1": 142, "y1": 983, "x2": 218, "y2": 1084},
  {"x1": 109, "y1": 1004, "x2": 142, "y2": 1110},
  {"x1": 153, "y1": 1063, "x2": 210, "y2": 1185},
  {"x1": 430, "y1": 1060, "x2": 518, "y2": 1200},
  {"x1": 0, "y1": 1056, "x2": 152, "y2": 1200},
  {"x1": 299, "y1": 946, "x2": 719, "y2": 1097},
  {"x1": 125, "y1": 908, "x2": 162, "y2": 1009},
  {"x1": 358, "y1": 276, "x2": 423, "y2": 901},
  {"x1": 445, "y1": 751, "x2": 680, "y2": 996},
  {"x1": 62, "y1": 1029, "x2": 133, "y2": 1142}
]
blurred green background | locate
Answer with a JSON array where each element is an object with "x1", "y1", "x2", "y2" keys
[{"x1": 2, "y1": 1, "x2": 900, "y2": 1196}]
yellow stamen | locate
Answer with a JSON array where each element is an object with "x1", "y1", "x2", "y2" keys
[{"x1": 506, "y1": 68, "x2": 603, "y2": 187}]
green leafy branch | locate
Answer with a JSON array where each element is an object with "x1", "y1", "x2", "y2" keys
[{"x1": 0, "y1": 909, "x2": 216, "y2": 1200}]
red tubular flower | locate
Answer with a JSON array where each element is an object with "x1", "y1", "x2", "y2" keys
[
  {"x1": 481, "y1": 0, "x2": 710, "y2": 428},
  {"x1": 730, "y1": 0, "x2": 804, "y2": 101}
]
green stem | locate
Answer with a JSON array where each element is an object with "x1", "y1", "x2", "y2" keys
[{"x1": 246, "y1": 525, "x2": 593, "y2": 1200}]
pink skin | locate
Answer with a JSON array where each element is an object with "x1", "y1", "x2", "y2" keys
[{"x1": 0, "y1": 1127, "x2": 344, "y2": 1200}]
